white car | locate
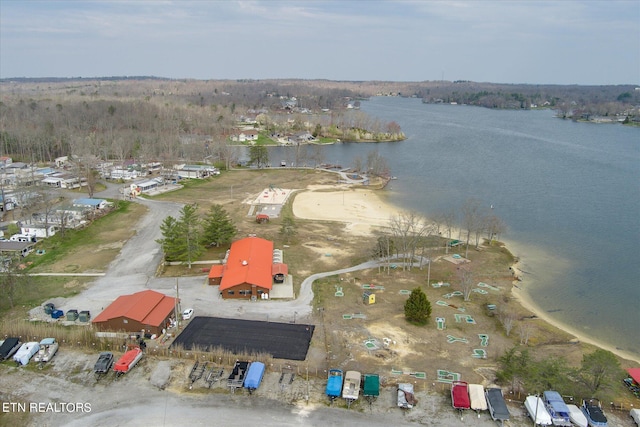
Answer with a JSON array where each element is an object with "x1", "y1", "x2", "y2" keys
[{"x1": 182, "y1": 308, "x2": 194, "y2": 320}]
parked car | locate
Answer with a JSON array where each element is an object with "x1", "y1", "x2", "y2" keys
[{"x1": 182, "y1": 308, "x2": 194, "y2": 320}]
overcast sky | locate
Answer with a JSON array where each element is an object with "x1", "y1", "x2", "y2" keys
[{"x1": 1, "y1": 0, "x2": 638, "y2": 85}]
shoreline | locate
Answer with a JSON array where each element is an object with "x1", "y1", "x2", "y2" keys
[{"x1": 293, "y1": 185, "x2": 640, "y2": 366}]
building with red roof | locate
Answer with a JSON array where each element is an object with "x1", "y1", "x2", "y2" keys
[
  {"x1": 209, "y1": 236, "x2": 288, "y2": 300},
  {"x1": 92, "y1": 290, "x2": 178, "y2": 335}
]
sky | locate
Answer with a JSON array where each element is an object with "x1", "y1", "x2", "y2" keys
[{"x1": 1, "y1": 0, "x2": 638, "y2": 85}]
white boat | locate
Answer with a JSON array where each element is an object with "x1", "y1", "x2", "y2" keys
[
  {"x1": 525, "y1": 395, "x2": 552, "y2": 425},
  {"x1": 341, "y1": 371, "x2": 361, "y2": 405},
  {"x1": 33, "y1": 338, "x2": 58, "y2": 363},
  {"x1": 13, "y1": 342, "x2": 40, "y2": 366},
  {"x1": 567, "y1": 404, "x2": 588, "y2": 427}
]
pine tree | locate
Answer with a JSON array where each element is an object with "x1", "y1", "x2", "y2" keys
[
  {"x1": 404, "y1": 287, "x2": 432, "y2": 325},
  {"x1": 156, "y1": 204, "x2": 203, "y2": 268},
  {"x1": 201, "y1": 204, "x2": 237, "y2": 247}
]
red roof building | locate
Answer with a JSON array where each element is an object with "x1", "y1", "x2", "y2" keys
[
  {"x1": 210, "y1": 236, "x2": 287, "y2": 299},
  {"x1": 92, "y1": 290, "x2": 177, "y2": 335}
]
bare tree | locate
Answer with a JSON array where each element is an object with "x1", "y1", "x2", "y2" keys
[
  {"x1": 498, "y1": 307, "x2": 518, "y2": 336},
  {"x1": 485, "y1": 213, "x2": 506, "y2": 245},
  {"x1": 461, "y1": 198, "x2": 484, "y2": 257},
  {"x1": 456, "y1": 265, "x2": 475, "y2": 302},
  {"x1": 518, "y1": 322, "x2": 534, "y2": 345},
  {"x1": 389, "y1": 211, "x2": 433, "y2": 270}
]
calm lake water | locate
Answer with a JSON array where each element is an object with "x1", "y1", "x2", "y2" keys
[{"x1": 270, "y1": 96, "x2": 640, "y2": 358}]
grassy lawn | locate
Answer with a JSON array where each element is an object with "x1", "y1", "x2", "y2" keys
[{"x1": 25, "y1": 200, "x2": 146, "y2": 273}]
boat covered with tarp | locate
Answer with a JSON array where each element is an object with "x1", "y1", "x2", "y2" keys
[
  {"x1": 486, "y1": 387, "x2": 510, "y2": 425},
  {"x1": 566, "y1": 404, "x2": 588, "y2": 427},
  {"x1": 581, "y1": 399, "x2": 607, "y2": 427},
  {"x1": 468, "y1": 384, "x2": 487, "y2": 412},
  {"x1": 451, "y1": 381, "x2": 471, "y2": 410},
  {"x1": 13, "y1": 342, "x2": 40, "y2": 366},
  {"x1": 525, "y1": 395, "x2": 552, "y2": 426},
  {"x1": 362, "y1": 373, "x2": 380, "y2": 402},
  {"x1": 0, "y1": 337, "x2": 21, "y2": 360},
  {"x1": 397, "y1": 383, "x2": 416, "y2": 409},
  {"x1": 325, "y1": 369, "x2": 343, "y2": 400},
  {"x1": 243, "y1": 361, "x2": 265, "y2": 392},
  {"x1": 543, "y1": 390, "x2": 571, "y2": 426}
]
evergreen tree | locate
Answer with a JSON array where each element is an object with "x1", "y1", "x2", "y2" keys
[
  {"x1": 404, "y1": 287, "x2": 431, "y2": 325},
  {"x1": 157, "y1": 216, "x2": 182, "y2": 262},
  {"x1": 201, "y1": 204, "x2": 237, "y2": 247},
  {"x1": 156, "y1": 204, "x2": 203, "y2": 268}
]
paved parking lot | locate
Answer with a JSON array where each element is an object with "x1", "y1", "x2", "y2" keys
[{"x1": 171, "y1": 316, "x2": 315, "y2": 360}]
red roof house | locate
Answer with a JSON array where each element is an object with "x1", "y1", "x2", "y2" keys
[
  {"x1": 213, "y1": 236, "x2": 286, "y2": 299},
  {"x1": 92, "y1": 290, "x2": 177, "y2": 335}
]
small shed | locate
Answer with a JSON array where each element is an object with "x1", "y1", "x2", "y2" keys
[{"x1": 363, "y1": 291, "x2": 375, "y2": 305}]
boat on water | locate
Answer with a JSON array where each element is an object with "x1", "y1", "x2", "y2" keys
[
  {"x1": 566, "y1": 404, "x2": 588, "y2": 427},
  {"x1": 325, "y1": 369, "x2": 343, "y2": 400},
  {"x1": 113, "y1": 346, "x2": 143, "y2": 376},
  {"x1": 525, "y1": 395, "x2": 552, "y2": 426},
  {"x1": 485, "y1": 387, "x2": 510, "y2": 425},
  {"x1": 543, "y1": 390, "x2": 571, "y2": 426},
  {"x1": 33, "y1": 338, "x2": 58, "y2": 363},
  {"x1": 13, "y1": 342, "x2": 40, "y2": 366},
  {"x1": 342, "y1": 371, "x2": 361, "y2": 406},
  {"x1": 581, "y1": 399, "x2": 608, "y2": 427},
  {"x1": 451, "y1": 381, "x2": 471, "y2": 419}
]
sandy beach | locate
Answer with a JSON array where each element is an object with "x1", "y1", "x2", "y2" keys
[
  {"x1": 293, "y1": 185, "x2": 402, "y2": 236},
  {"x1": 293, "y1": 185, "x2": 640, "y2": 365}
]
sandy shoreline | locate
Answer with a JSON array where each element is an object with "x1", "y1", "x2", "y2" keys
[{"x1": 293, "y1": 186, "x2": 640, "y2": 365}]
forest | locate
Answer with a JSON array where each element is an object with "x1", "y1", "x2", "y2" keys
[{"x1": 0, "y1": 77, "x2": 637, "y2": 168}]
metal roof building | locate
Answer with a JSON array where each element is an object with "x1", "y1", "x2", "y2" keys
[{"x1": 92, "y1": 290, "x2": 178, "y2": 336}]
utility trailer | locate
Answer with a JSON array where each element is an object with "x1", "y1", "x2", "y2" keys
[
  {"x1": 188, "y1": 361, "x2": 208, "y2": 389},
  {"x1": 204, "y1": 366, "x2": 224, "y2": 388},
  {"x1": 227, "y1": 361, "x2": 250, "y2": 392}
]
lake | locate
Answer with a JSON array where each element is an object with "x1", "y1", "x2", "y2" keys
[{"x1": 270, "y1": 96, "x2": 640, "y2": 358}]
